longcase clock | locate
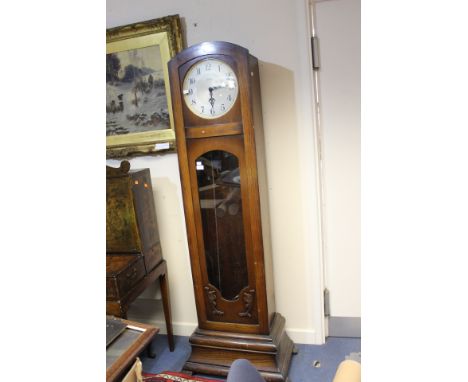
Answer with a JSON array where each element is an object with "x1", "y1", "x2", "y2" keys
[{"x1": 168, "y1": 41, "x2": 294, "y2": 382}]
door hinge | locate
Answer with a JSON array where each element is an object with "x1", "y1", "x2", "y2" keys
[
  {"x1": 311, "y1": 36, "x2": 320, "y2": 70},
  {"x1": 324, "y1": 288, "x2": 330, "y2": 317}
]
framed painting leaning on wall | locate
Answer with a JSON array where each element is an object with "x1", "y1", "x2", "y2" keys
[{"x1": 106, "y1": 15, "x2": 183, "y2": 158}]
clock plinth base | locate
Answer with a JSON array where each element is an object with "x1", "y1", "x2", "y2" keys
[{"x1": 183, "y1": 313, "x2": 294, "y2": 382}]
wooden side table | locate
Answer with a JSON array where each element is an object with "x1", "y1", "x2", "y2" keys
[
  {"x1": 106, "y1": 161, "x2": 174, "y2": 352},
  {"x1": 106, "y1": 318, "x2": 159, "y2": 382},
  {"x1": 107, "y1": 259, "x2": 175, "y2": 351}
]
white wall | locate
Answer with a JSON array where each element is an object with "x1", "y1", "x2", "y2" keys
[
  {"x1": 313, "y1": 0, "x2": 361, "y2": 318},
  {"x1": 107, "y1": 0, "x2": 325, "y2": 344}
]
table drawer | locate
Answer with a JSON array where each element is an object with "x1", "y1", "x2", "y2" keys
[{"x1": 106, "y1": 255, "x2": 146, "y2": 300}]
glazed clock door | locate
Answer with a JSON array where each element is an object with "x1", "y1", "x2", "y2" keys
[{"x1": 187, "y1": 135, "x2": 259, "y2": 329}]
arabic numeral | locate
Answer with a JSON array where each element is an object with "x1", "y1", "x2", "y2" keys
[
  {"x1": 201, "y1": 106, "x2": 204, "y2": 113},
  {"x1": 221, "y1": 104, "x2": 226, "y2": 111},
  {"x1": 190, "y1": 78, "x2": 195, "y2": 84},
  {"x1": 210, "y1": 108, "x2": 215, "y2": 115},
  {"x1": 227, "y1": 94, "x2": 232, "y2": 102},
  {"x1": 197, "y1": 68, "x2": 201, "y2": 75},
  {"x1": 191, "y1": 99, "x2": 196, "y2": 105},
  {"x1": 206, "y1": 63, "x2": 212, "y2": 70}
]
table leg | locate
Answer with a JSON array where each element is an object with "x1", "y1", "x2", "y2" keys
[
  {"x1": 159, "y1": 270, "x2": 175, "y2": 351},
  {"x1": 146, "y1": 339, "x2": 156, "y2": 358}
]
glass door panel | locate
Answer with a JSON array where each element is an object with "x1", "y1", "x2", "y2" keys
[{"x1": 195, "y1": 150, "x2": 248, "y2": 300}]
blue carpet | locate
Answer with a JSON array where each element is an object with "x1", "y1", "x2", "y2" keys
[
  {"x1": 288, "y1": 338, "x2": 361, "y2": 382},
  {"x1": 140, "y1": 335, "x2": 360, "y2": 382}
]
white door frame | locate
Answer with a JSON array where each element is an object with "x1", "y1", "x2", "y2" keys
[{"x1": 289, "y1": 0, "x2": 328, "y2": 344}]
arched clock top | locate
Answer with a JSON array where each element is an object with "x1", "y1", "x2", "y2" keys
[{"x1": 168, "y1": 41, "x2": 250, "y2": 68}]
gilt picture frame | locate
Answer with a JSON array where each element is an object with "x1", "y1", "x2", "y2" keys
[{"x1": 106, "y1": 15, "x2": 183, "y2": 158}]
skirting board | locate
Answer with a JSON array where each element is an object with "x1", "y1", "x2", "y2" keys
[
  {"x1": 127, "y1": 298, "x2": 323, "y2": 344},
  {"x1": 328, "y1": 317, "x2": 361, "y2": 338},
  {"x1": 126, "y1": 298, "x2": 197, "y2": 337},
  {"x1": 127, "y1": 314, "x2": 197, "y2": 337},
  {"x1": 285, "y1": 328, "x2": 320, "y2": 345},
  {"x1": 130, "y1": 316, "x2": 321, "y2": 345}
]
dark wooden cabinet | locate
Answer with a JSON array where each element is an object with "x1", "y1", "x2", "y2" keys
[
  {"x1": 106, "y1": 161, "x2": 163, "y2": 271},
  {"x1": 106, "y1": 160, "x2": 174, "y2": 351},
  {"x1": 168, "y1": 41, "x2": 294, "y2": 381}
]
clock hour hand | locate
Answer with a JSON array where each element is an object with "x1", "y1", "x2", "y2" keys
[{"x1": 208, "y1": 87, "x2": 216, "y2": 110}]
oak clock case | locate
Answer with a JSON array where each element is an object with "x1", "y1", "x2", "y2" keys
[{"x1": 169, "y1": 42, "x2": 294, "y2": 382}]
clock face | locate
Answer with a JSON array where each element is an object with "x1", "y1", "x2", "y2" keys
[{"x1": 182, "y1": 58, "x2": 239, "y2": 119}]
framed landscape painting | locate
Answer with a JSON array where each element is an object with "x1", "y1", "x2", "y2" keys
[{"x1": 106, "y1": 15, "x2": 183, "y2": 158}]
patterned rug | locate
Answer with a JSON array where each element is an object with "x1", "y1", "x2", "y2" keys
[{"x1": 142, "y1": 371, "x2": 220, "y2": 382}]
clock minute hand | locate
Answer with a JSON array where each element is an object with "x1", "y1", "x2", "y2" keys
[{"x1": 210, "y1": 84, "x2": 225, "y2": 91}]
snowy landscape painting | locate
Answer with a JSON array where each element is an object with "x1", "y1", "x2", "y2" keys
[{"x1": 106, "y1": 45, "x2": 170, "y2": 136}]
